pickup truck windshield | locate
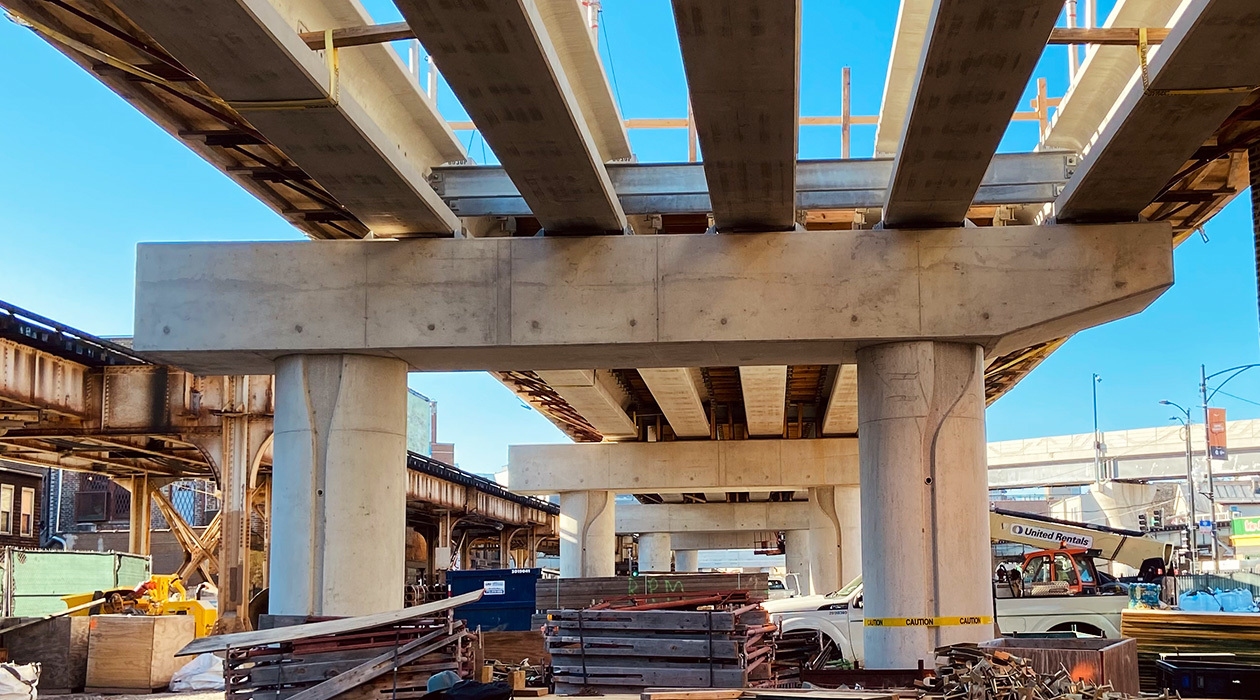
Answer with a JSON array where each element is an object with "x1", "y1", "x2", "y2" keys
[{"x1": 825, "y1": 575, "x2": 864, "y2": 599}]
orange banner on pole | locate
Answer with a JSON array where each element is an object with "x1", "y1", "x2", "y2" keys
[{"x1": 1208, "y1": 407, "x2": 1228, "y2": 459}]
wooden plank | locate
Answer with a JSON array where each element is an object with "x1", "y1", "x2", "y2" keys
[
  {"x1": 180, "y1": 589, "x2": 483, "y2": 656},
  {"x1": 547, "y1": 635, "x2": 740, "y2": 659},
  {"x1": 1047, "y1": 27, "x2": 1170, "y2": 45},
  {"x1": 298, "y1": 22, "x2": 414, "y2": 50},
  {"x1": 551, "y1": 657, "x2": 743, "y2": 673},
  {"x1": 481, "y1": 630, "x2": 549, "y2": 664},
  {"x1": 640, "y1": 690, "x2": 744, "y2": 700}
]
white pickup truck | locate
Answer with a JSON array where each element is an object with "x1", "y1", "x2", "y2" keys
[{"x1": 763, "y1": 576, "x2": 1130, "y2": 665}]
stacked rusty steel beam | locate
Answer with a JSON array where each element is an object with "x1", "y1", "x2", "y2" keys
[{"x1": 544, "y1": 607, "x2": 775, "y2": 694}]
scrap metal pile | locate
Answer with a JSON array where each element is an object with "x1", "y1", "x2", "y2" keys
[{"x1": 919, "y1": 644, "x2": 1134, "y2": 700}]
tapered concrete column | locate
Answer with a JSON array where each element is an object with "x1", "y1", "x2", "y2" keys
[
  {"x1": 675, "y1": 549, "x2": 699, "y2": 572},
  {"x1": 807, "y1": 485, "x2": 861, "y2": 594},
  {"x1": 637, "y1": 532, "x2": 672, "y2": 573},
  {"x1": 559, "y1": 490, "x2": 616, "y2": 578},
  {"x1": 270, "y1": 354, "x2": 408, "y2": 616},
  {"x1": 857, "y1": 342, "x2": 993, "y2": 669},
  {"x1": 784, "y1": 529, "x2": 813, "y2": 595}
]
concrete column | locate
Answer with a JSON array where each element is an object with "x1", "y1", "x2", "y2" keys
[
  {"x1": 270, "y1": 354, "x2": 408, "y2": 616},
  {"x1": 559, "y1": 490, "x2": 616, "y2": 577},
  {"x1": 674, "y1": 549, "x2": 699, "y2": 572},
  {"x1": 807, "y1": 485, "x2": 861, "y2": 594},
  {"x1": 857, "y1": 342, "x2": 993, "y2": 669},
  {"x1": 784, "y1": 529, "x2": 812, "y2": 595},
  {"x1": 637, "y1": 532, "x2": 672, "y2": 573}
]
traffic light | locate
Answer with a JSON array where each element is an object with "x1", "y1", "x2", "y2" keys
[
  {"x1": 1153, "y1": 509, "x2": 1163, "y2": 529},
  {"x1": 1138, "y1": 513, "x2": 1148, "y2": 531}
]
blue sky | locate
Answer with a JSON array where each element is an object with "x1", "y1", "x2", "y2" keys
[{"x1": 2, "y1": 1, "x2": 1258, "y2": 475}]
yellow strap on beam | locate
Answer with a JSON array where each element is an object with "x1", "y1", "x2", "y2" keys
[
  {"x1": 4, "y1": 8, "x2": 233, "y2": 112},
  {"x1": 228, "y1": 29, "x2": 340, "y2": 111},
  {"x1": 1138, "y1": 27, "x2": 1256, "y2": 96},
  {"x1": 863, "y1": 616, "x2": 994, "y2": 627}
]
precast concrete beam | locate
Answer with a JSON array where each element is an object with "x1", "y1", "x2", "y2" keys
[
  {"x1": 1055, "y1": 0, "x2": 1260, "y2": 223},
  {"x1": 111, "y1": 0, "x2": 462, "y2": 236},
  {"x1": 821, "y1": 364, "x2": 859, "y2": 436},
  {"x1": 393, "y1": 0, "x2": 627, "y2": 234},
  {"x1": 534, "y1": 0, "x2": 631, "y2": 163},
  {"x1": 134, "y1": 223, "x2": 1173, "y2": 375},
  {"x1": 883, "y1": 0, "x2": 1062, "y2": 228},
  {"x1": 1043, "y1": 0, "x2": 1187, "y2": 153},
  {"x1": 637, "y1": 368, "x2": 710, "y2": 438},
  {"x1": 535, "y1": 370, "x2": 637, "y2": 439},
  {"x1": 509, "y1": 438, "x2": 857, "y2": 495},
  {"x1": 671, "y1": 531, "x2": 779, "y2": 551},
  {"x1": 616, "y1": 501, "x2": 811, "y2": 534},
  {"x1": 671, "y1": 0, "x2": 800, "y2": 231},
  {"x1": 740, "y1": 366, "x2": 788, "y2": 437},
  {"x1": 875, "y1": 0, "x2": 934, "y2": 157}
]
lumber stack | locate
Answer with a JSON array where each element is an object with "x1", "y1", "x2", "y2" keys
[
  {"x1": 536, "y1": 573, "x2": 768, "y2": 612},
  {"x1": 544, "y1": 607, "x2": 774, "y2": 695},
  {"x1": 1120, "y1": 609, "x2": 1260, "y2": 691}
]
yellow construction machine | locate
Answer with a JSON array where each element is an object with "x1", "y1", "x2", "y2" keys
[{"x1": 61, "y1": 574, "x2": 218, "y2": 637}]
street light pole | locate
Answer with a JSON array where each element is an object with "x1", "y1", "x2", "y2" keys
[
  {"x1": 1161, "y1": 400, "x2": 1197, "y2": 573},
  {"x1": 1195, "y1": 362, "x2": 1260, "y2": 571}
]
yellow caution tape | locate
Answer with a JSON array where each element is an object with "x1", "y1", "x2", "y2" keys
[{"x1": 863, "y1": 616, "x2": 993, "y2": 628}]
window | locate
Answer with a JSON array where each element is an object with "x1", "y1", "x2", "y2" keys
[
  {"x1": 1053, "y1": 553, "x2": 1079, "y2": 585},
  {"x1": 1023, "y1": 555, "x2": 1050, "y2": 584},
  {"x1": 19, "y1": 488, "x2": 34, "y2": 537},
  {"x1": 0, "y1": 485, "x2": 12, "y2": 534}
]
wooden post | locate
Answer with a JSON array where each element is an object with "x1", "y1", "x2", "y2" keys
[
  {"x1": 841, "y1": 66, "x2": 851, "y2": 159},
  {"x1": 1036, "y1": 77, "x2": 1049, "y2": 145},
  {"x1": 686, "y1": 98, "x2": 697, "y2": 162}
]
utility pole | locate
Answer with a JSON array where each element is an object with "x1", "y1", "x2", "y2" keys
[{"x1": 1200, "y1": 364, "x2": 1222, "y2": 569}]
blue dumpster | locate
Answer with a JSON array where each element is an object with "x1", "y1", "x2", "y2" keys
[{"x1": 446, "y1": 568, "x2": 541, "y2": 632}]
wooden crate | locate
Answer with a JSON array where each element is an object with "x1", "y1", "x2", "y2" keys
[
  {"x1": 980, "y1": 637, "x2": 1139, "y2": 696},
  {"x1": 86, "y1": 614, "x2": 196, "y2": 692},
  {"x1": 480, "y1": 630, "x2": 550, "y2": 665},
  {"x1": 0, "y1": 616, "x2": 90, "y2": 693}
]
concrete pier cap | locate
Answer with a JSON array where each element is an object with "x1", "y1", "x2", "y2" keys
[{"x1": 133, "y1": 223, "x2": 1172, "y2": 374}]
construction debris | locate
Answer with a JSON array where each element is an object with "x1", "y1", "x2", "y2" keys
[{"x1": 919, "y1": 644, "x2": 1131, "y2": 700}]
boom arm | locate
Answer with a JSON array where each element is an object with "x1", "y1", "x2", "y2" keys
[{"x1": 990, "y1": 508, "x2": 1174, "y2": 569}]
